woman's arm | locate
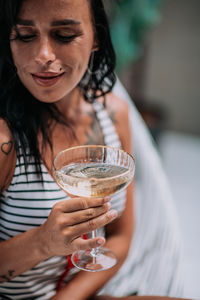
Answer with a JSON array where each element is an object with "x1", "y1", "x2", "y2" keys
[
  {"x1": 93, "y1": 296, "x2": 188, "y2": 300},
  {"x1": 0, "y1": 196, "x2": 117, "y2": 282},
  {"x1": 0, "y1": 120, "x2": 16, "y2": 193},
  {"x1": 0, "y1": 121, "x2": 117, "y2": 282},
  {"x1": 51, "y1": 94, "x2": 134, "y2": 300}
]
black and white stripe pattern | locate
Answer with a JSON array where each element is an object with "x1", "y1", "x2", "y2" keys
[
  {"x1": 0, "y1": 101, "x2": 126, "y2": 299},
  {"x1": 93, "y1": 101, "x2": 126, "y2": 215}
]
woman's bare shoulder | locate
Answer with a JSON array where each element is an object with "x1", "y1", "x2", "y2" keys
[
  {"x1": 105, "y1": 92, "x2": 129, "y2": 116},
  {"x1": 0, "y1": 119, "x2": 16, "y2": 192},
  {"x1": 103, "y1": 92, "x2": 131, "y2": 152}
]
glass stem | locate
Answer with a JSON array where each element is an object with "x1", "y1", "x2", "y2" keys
[{"x1": 90, "y1": 230, "x2": 99, "y2": 257}]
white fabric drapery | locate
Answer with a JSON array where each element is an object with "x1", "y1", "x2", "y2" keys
[{"x1": 99, "y1": 79, "x2": 184, "y2": 297}]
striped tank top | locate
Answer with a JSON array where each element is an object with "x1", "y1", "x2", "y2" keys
[{"x1": 0, "y1": 101, "x2": 126, "y2": 300}]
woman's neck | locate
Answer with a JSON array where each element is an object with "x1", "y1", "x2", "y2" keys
[{"x1": 54, "y1": 87, "x2": 82, "y2": 119}]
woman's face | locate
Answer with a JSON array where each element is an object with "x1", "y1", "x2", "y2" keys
[{"x1": 10, "y1": 0, "x2": 96, "y2": 103}]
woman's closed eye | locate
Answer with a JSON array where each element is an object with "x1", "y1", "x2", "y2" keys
[
  {"x1": 11, "y1": 27, "x2": 37, "y2": 42},
  {"x1": 52, "y1": 33, "x2": 79, "y2": 43},
  {"x1": 14, "y1": 33, "x2": 82, "y2": 44},
  {"x1": 51, "y1": 29, "x2": 83, "y2": 43},
  {"x1": 16, "y1": 33, "x2": 37, "y2": 42}
]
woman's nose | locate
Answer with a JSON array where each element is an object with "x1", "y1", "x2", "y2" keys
[{"x1": 34, "y1": 38, "x2": 56, "y2": 66}]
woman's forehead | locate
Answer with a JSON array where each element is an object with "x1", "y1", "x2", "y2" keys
[{"x1": 18, "y1": 0, "x2": 92, "y2": 22}]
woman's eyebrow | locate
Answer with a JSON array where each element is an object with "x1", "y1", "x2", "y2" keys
[
  {"x1": 51, "y1": 19, "x2": 81, "y2": 26},
  {"x1": 16, "y1": 19, "x2": 34, "y2": 26},
  {"x1": 15, "y1": 19, "x2": 81, "y2": 27}
]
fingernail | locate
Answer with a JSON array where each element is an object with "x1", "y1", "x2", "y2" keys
[
  {"x1": 108, "y1": 209, "x2": 118, "y2": 218},
  {"x1": 104, "y1": 196, "x2": 110, "y2": 202},
  {"x1": 97, "y1": 238, "x2": 104, "y2": 245},
  {"x1": 105, "y1": 202, "x2": 111, "y2": 209}
]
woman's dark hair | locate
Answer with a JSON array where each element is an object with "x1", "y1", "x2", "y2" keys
[{"x1": 0, "y1": 0, "x2": 116, "y2": 176}]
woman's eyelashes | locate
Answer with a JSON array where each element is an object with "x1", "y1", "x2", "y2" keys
[
  {"x1": 16, "y1": 33, "x2": 37, "y2": 42},
  {"x1": 51, "y1": 32, "x2": 81, "y2": 43},
  {"x1": 14, "y1": 29, "x2": 82, "y2": 44}
]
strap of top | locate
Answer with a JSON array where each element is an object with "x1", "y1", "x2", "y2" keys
[{"x1": 93, "y1": 101, "x2": 121, "y2": 149}]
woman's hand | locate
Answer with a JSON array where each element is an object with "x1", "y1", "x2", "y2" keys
[{"x1": 37, "y1": 196, "x2": 117, "y2": 258}]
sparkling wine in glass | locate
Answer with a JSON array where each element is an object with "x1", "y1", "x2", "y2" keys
[{"x1": 53, "y1": 145, "x2": 135, "y2": 272}]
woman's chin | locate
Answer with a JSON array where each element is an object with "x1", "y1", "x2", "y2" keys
[{"x1": 30, "y1": 91, "x2": 63, "y2": 104}]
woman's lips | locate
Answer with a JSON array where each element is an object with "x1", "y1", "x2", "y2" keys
[{"x1": 31, "y1": 72, "x2": 64, "y2": 87}]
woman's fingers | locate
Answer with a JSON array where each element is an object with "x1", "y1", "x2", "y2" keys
[
  {"x1": 72, "y1": 236, "x2": 106, "y2": 250},
  {"x1": 41, "y1": 196, "x2": 116, "y2": 257},
  {"x1": 54, "y1": 196, "x2": 110, "y2": 213},
  {"x1": 63, "y1": 202, "x2": 111, "y2": 226},
  {"x1": 69, "y1": 209, "x2": 118, "y2": 238}
]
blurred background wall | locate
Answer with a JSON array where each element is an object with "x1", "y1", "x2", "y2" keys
[
  {"x1": 107, "y1": 0, "x2": 200, "y2": 138},
  {"x1": 106, "y1": 0, "x2": 200, "y2": 299},
  {"x1": 144, "y1": 0, "x2": 200, "y2": 135}
]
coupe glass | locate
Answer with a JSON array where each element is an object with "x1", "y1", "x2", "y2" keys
[{"x1": 53, "y1": 145, "x2": 135, "y2": 272}]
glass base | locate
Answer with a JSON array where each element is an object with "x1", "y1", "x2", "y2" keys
[{"x1": 71, "y1": 247, "x2": 117, "y2": 272}]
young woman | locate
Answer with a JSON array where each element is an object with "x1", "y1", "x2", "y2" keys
[{"x1": 0, "y1": 0, "x2": 134, "y2": 299}]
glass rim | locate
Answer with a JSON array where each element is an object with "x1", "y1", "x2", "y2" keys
[{"x1": 53, "y1": 144, "x2": 135, "y2": 182}]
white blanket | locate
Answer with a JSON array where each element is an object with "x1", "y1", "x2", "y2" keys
[{"x1": 99, "y1": 79, "x2": 184, "y2": 296}]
